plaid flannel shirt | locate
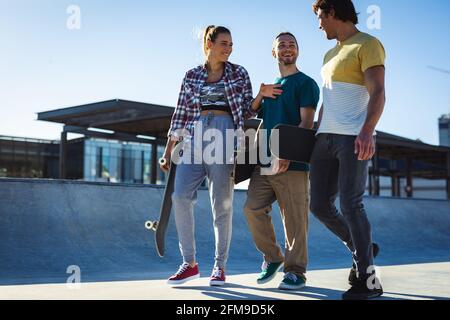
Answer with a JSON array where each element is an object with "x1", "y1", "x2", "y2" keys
[{"x1": 168, "y1": 62, "x2": 257, "y2": 140}]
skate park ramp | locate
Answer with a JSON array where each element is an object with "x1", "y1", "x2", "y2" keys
[{"x1": 1, "y1": 178, "x2": 450, "y2": 286}]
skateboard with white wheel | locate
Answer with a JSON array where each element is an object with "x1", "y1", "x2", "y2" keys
[{"x1": 144, "y1": 145, "x2": 181, "y2": 257}]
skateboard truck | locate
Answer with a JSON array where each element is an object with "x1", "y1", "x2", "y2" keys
[{"x1": 144, "y1": 220, "x2": 158, "y2": 231}]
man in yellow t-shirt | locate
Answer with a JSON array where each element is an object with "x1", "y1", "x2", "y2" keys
[{"x1": 311, "y1": 0, "x2": 386, "y2": 300}]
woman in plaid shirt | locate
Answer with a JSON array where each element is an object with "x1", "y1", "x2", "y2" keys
[{"x1": 163, "y1": 25, "x2": 282, "y2": 286}]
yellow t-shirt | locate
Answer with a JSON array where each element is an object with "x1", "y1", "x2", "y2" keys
[{"x1": 318, "y1": 32, "x2": 386, "y2": 136}]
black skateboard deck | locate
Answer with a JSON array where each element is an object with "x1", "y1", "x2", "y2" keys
[
  {"x1": 234, "y1": 147, "x2": 258, "y2": 184},
  {"x1": 234, "y1": 119, "x2": 262, "y2": 184},
  {"x1": 145, "y1": 143, "x2": 184, "y2": 257},
  {"x1": 270, "y1": 124, "x2": 317, "y2": 163},
  {"x1": 156, "y1": 162, "x2": 176, "y2": 257},
  {"x1": 145, "y1": 162, "x2": 176, "y2": 257}
]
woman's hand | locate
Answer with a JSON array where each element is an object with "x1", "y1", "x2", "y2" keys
[
  {"x1": 159, "y1": 155, "x2": 171, "y2": 173},
  {"x1": 160, "y1": 147, "x2": 173, "y2": 173}
]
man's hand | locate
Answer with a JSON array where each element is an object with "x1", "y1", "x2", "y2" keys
[
  {"x1": 355, "y1": 130, "x2": 375, "y2": 161},
  {"x1": 259, "y1": 83, "x2": 283, "y2": 99},
  {"x1": 272, "y1": 158, "x2": 290, "y2": 175},
  {"x1": 354, "y1": 65, "x2": 385, "y2": 161}
]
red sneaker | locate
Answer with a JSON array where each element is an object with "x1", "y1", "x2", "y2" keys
[
  {"x1": 167, "y1": 263, "x2": 200, "y2": 285},
  {"x1": 209, "y1": 267, "x2": 226, "y2": 286}
]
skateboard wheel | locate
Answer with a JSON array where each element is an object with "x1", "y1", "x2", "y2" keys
[
  {"x1": 159, "y1": 158, "x2": 167, "y2": 166},
  {"x1": 145, "y1": 220, "x2": 158, "y2": 231}
]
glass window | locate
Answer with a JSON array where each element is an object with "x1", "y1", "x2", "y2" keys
[
  {"x1": 102, "y1": 147, "x2": 110, "y2": 180},
  {"x1": 143, "y1": 149, "x2": 151, "y2": 184},
  {"x1": 80, "y1": 138, "x2": 156, "y2": 184},
  {"x1": 109, "y1": 147, "x2": 121, "y2": 183},
  {"x1": 133, "y1": 152, "x2": 142, "y2": 183},
  {"x1": 122, "y1": 148, "x2": 132, "y2": 183},
  {"x1": 96, "y1": 147, "x2": 102, "y2": 178}
]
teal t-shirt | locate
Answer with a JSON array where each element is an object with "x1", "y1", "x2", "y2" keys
[{"x1": 262, "y1": 71, "x2": 320, "y2": 172}]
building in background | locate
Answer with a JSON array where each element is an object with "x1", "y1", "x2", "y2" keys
[
  {"x1": 0, "y1": 135, "x2": 166, "y2": 184},
  {"x1": 1, "y1": 99, "x2": 449, "y2": 200},
  {"x1": 83, "y1": 138, "x2": 166, "y2": 184},
  {"x1": 439, "y1": 114, "x2": 450, "y2": 147},
  {"x1": 0, "y1": 136, "x2": 59, "y2": 179}
]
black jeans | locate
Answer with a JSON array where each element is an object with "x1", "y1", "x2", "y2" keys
[{"x1": 310, "y1": 133, "x2": 374, "y2": 276}]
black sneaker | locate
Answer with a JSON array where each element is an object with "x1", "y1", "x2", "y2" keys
[
  {"x1": 348, "y1": 243, "x2": 380, "y2": 286},
  {"x1": 342, "y1": 275, "x2": 383, "y2": 300}
]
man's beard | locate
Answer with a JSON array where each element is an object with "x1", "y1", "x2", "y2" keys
[
  {"x1": 280, "y1": 58, "x2": 297, "y2": 66},
  {"x1": 325, "y1": 31, "x2": 337, "y2": 40}
]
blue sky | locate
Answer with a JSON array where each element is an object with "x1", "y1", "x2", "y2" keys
[{"x1": 1, "y1": 0, "x2": 449, "y2": 144}]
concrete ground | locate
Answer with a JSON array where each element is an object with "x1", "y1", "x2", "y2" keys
[
  {"x1": 1, "y1": 179, "x2": 450, "y2": 300},
  {"x1": 2, "y1": 262, "x2": 449, "y2": 300}
]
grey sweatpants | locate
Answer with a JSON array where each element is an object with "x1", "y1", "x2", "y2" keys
[{"x1": 172, "y1": 113, "x2": 235, "y2": 269}]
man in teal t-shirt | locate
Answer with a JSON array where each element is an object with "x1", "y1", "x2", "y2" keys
[
  {"x1": 262, "y1": 70, "x2": 320, "y2": 172},
  {"x1": 243, "y1": 32, "x2": 320, "y2": 290}
]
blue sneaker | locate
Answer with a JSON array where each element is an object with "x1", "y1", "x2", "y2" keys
[
  {"x1": 278, "y1": 272, "x2": 306, "y2": 290},
  {"x1": 257, "y1": 261, "x2": 284, "y2": 284}
]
